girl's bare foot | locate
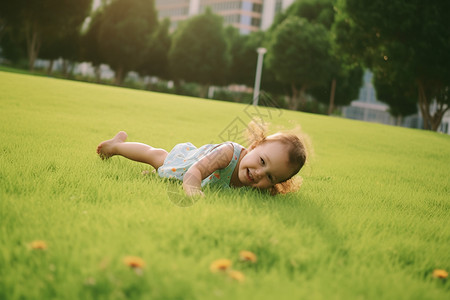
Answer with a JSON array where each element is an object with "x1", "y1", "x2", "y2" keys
[{"x1": 97, "y1": 131, "x2": 128, "y2": 160}]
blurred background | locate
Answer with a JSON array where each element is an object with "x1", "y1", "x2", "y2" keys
[{"x1": 0, "y1": 0, "x2": 448, "y2": 133}]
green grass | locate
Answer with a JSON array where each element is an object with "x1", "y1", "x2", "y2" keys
[{"x1": 0, "y1": 70, "x2": 449, "y2": 299}]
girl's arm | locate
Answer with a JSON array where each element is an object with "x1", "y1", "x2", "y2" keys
[{"x1": 183, "y1": 144, "x2": 233, "y2": 196}]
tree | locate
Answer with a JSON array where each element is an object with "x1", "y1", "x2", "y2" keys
[
  {"x1": 334, "y1": 0, "x2": 450, "y2": 131},
  {"x1": 268, "y1": 0, "x2": 362, "y2": 113},
  {"x1": 280, "y1": 0, "x2": 335, "y2": 29},
  {"x1": 40, "y1": 27, "x2": 83, "y2": 76},
  {"x1": 137, "y1": 18, "x2": 171, "y2": 80},
  {"x1": 244, "y1": 31, "x2": 288, "y2": 103},
  {"x1": 224, "y1": 26, "x2": 251, "y2": 86},
  {"x1": 0, "y1": 24, "x2": 27, "y2": 65},
  {"x1": 81, "y1": 11, "x2": 105, "y2": 82},
  {"x1": 266, "y1": 16, "x2": 332, "y2": 110},
  {"x1": 373, "y1": 68, "x2": 417, "y2": 124},
  {"x1": 310, "y1": 65, "x2": 363, "y2": 113},
  {"x1": 169, "y1": 8, "x2": 230, "y2": 97},
  {"x1": 97, "y1": 0, "x2": 158, "y2": 85},
  {"x1": 0, "y1": 0, "x2": 92, "y2": 71}
]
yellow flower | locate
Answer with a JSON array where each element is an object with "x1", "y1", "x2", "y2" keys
[
  {"x1": 30, "y1": 240, "x2": 47, "y2": 250},
  {"x1": 210, "y1": 259, "x2": 232, "y2": 272},
  {"x1": 239, "y1": 250, "x2": 257, "y2": 263},
  {"x1": 123, "y1": 256, "x2": 145, "y2": 269},
  {"x1": 432, "y1": 269, "x2": 448, "y2": 279},
  {"x1": 228, "y1": 270, "x2": 245, "y2": 282}
]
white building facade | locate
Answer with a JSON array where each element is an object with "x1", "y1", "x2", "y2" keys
[{"x1": 155, "y1": 0, "x2": 294, "y2": 34}]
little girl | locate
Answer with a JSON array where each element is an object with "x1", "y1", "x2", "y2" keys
[{"x1": 97, "y1": 125, "x2": 307, "y2": 196}]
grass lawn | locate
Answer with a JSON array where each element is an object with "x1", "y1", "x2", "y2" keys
[{"x1": 0, "y1": 70, "x2": 449, "y2": 299}]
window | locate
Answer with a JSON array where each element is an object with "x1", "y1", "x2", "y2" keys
[
  {"x1": 223, "y1": 14, "x2": 240, "y2": 24},
  {"x1": 275, "y1": 0, "x2": 283, "y2": 13},
  {"x1": 251, "y1": 17, "x2": 261, "y2": 27},
  {"x1": 253, "y1": 3, "x2": 262, "y2": 13},
  {"x1": 441, "y1": 122, "x2": 449, "y2": 134},
  {"x1": 156, "y1": 0, "x2": 189, "y2": 5}
]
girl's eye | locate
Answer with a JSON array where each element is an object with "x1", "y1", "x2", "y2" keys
[{"x1": 260, "y1": 157, "x2": 265, "y2": 165}]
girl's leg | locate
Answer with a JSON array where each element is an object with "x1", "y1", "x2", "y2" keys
[{"x1": 97, "y1": 131, "x2": 168, "y2": 170}]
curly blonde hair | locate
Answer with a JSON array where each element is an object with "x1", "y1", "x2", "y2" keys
[{"x1": 245, "y1": 121, "x2": 308, "y2": 195}]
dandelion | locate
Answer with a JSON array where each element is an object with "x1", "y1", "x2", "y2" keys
[
  {"x1": 210, "y1": 259, "x2": 232, "y2": 273},
  {"x1": 239, "y1": 250, "x2": 257, "y2": 263},
  {"x1": 228, "y1": 270, "x2": 245, "y2": 282},
  {"x1": 123, "y1": 256, "x2": 145, "y2": 269},
  {"x1": 432, "y1": 269, "x2": 448, "y2": 279},
  {"x1": 30, "y1": 240, "x2": 47, "y2": 250}
]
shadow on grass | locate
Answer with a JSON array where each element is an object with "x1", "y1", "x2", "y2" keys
[{"x1": 251, "y1": 192, "x2": 349, "y2": 264}]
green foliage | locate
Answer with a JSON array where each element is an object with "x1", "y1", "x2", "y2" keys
[
  {"x1": 43, "y1": 0, "x2": 92, "y2": 62},
  {"x1": 282, "y1": 0, "x2": 363, "y2": 110},
  {"x1": 0, "y1": 25, "x2": 27, "y2": 64},
  {"x1": 1, "y1": 70, "x2": 449, "y2": 299},
  {"x1": 310, "y1": 65, "x2": 363, "y2": 107},
  {"x1": 138, "y1": 18, "x2": 171, "y2": 79},
  {"x1": 284, "y1": 0, "x2": 335, "y2": 29},
  {"x1": 81, "y1": 11, "x2": 104, "y2": 67},
  {"x1": 268, "y1": 16, "x2": 330, "y2": 88},
  {"x1": 0, "y1": 0, "x2": 92, "y2": 70},
  {"x1": 98, "y1": 0, "x2": 158, "y2": 84},
  {"x1": 266, "y1": 0, "x2": 363, "y2": 111},
  {"x1": 169, "y1": 8, "x2": 230, "y2": 87},
  {"x1": 224, "y1": 26, "x2": 250, "y2": 85},
  {"x1": 40, "y1": 29, "x2": 83, "y2": 74},
  {"x1": 211, "y1": 88, "x2": 253, "y2": 104},
  {"x1": 373, "y1": 68, "x2": 417, "y2": 118},
  {"x1": 222, "y1": 28, "x2": 285, "y2": 99},
  {"x1": 267, "y1": 16, "x2": 332, "y2": 110}
]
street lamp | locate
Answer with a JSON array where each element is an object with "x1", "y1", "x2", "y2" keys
[{"x1": 252, "y1": 47, "x2": 267, "y2": 106}]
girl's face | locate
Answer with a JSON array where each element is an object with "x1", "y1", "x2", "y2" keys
[{"x1": 238, "y1": 141, "x2": 293, "y2": 190}]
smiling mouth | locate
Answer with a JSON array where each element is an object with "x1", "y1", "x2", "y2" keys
[{"x1": 247, "y1": 168, "x2": 254, "y2": 182}]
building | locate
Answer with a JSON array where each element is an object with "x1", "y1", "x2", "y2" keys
[
  {"x1": 155, "y1": 0, "x2": 294, "y2": 34},
  {"x1": 155, "y1": 0, "x2": 191, "y2": 31},
  {"x1": 342, "y1": 71, "x2": 397, "y2": 125},
  {"x1": 439, "y1": 114, "x2": 450, "y2": 134},
  {"x1": 429, "y1": 101, "x2": 450, "y2": 134},
  {"x1": 261, "y1": 0, "x2": 294, "y2": 30},
  {"x1": 342, "y1": 70, "x2": 422, "y2": 128}
]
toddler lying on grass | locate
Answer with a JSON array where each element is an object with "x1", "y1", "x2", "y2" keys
[{"x1": 97, "y1": 124, "x2": 307, "y2": 196}]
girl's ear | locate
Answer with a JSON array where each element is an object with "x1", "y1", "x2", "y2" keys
[{"x1": 270, "y1": 176, "x2": 303, "y2": 195}]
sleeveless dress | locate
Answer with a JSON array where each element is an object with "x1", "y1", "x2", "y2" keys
[{"x1": 157, "y1": 142, "x2": 244, "y2": 188}]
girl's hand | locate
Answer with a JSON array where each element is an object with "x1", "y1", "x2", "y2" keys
[
  {"x1": 190, "y1": 189, "x2": 205, "y2": 197},
  {"x1": 183, "y1": 183, "x2": 205, "y2": 197}
]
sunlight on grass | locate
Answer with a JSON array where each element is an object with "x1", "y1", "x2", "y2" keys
[{"x1": 0, "y1": 70, "x2": 449, "y2": 299}]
